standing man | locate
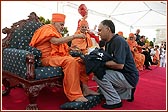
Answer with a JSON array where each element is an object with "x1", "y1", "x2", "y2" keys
[
  {"x1": 94, "y1": 20, "x2": 139, "y2": 109},
  {"x1": 135, "y1": 29, "x2": 141, "y2": 43}
]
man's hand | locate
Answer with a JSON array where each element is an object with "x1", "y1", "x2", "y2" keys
[{"x1": 73, "y1": 33, "x2": 86, "y2": 39}]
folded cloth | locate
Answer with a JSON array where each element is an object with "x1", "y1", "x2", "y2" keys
[{"x1": 81, "y1": 48, "x2": 113, "y2": 80}]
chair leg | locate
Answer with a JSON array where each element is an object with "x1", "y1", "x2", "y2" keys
[
  {"x1": 2, "y1": 78, "x2": 11, "y2": 96},
  {"x1": 25, "y1": 85, "x2": 44, "y2": 110},
  {"x1": 26, "y1": 103, "x2": 38, "y2": 110}
]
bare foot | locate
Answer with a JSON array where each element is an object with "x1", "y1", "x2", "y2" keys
[
  {"x1": 74, "y1": 96, "x2": 88, "y2": 102},
  {"x1": 82, "y1": 83, "x2": 100, "y2": 96},
  {"x1": 83, "y1": 88, "x2": 100, "y2": 96}
]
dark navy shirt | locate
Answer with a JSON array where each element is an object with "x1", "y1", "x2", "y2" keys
[
  {"x1": 137, "y1": 40, "x2": 145, "y2": 46},
  {"x1": 105, "y1": 34, "x2": 139, "y2": 87}
]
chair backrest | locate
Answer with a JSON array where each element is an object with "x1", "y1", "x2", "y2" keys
[
  {"x1": 2, "y1": 12, "x2": 42, "y2": 49},
  {"x1": 9, "y1": 21, "x2": 42, "y2": 49},
  {"x1": 2, "y1": 12, "x2": 43, "y2": 68}
]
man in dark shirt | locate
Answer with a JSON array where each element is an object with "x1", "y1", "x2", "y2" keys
[
  {"x1": 138, "y1": 36, "x2": 154, "y2": 70},
  {"x1": 94, "y1": 20, "x2": 139, "y2": 109},
  {"x1": 137, "y1": 35, "x2": 145, "y2": 46},
  {"x1": 135, "y1": 29, "x2": 141, "y2": 43}
]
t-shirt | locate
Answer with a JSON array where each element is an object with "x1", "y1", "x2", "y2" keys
[
  {"x1": 105, "y1": 34, "x2": 139, "y2": 87},
  {"x1": 137, "y1": 41, "x2": 145, "y2": 46},
  {"x1": 135, "y1": 34, "x2": 140, "y2": 43}
]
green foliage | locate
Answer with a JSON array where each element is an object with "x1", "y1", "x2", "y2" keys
[
  {"x1": 39, "y1": 16, "x2": 51, "y2": 24},
  {"x1": 144, "y1": 37, "x2": 149, "y2": 44},
  {"x1": 45, "y1": 19, "x2": 51, "y2": 24},
  {"x1": 61, "y1": 27, "x2": 69, "y2": 37},
  {"x1": 145, "y1": 38, "x2": 154, "y2": 47},
  {"x1": 149, "y1": 41, "x2": 154, "y2": 47}
]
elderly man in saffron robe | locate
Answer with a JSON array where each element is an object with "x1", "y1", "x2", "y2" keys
[
  {"x1": 29, "y1": 13, "x2": 99, "y2": 102},
  {"x1": 71, "y1": 18, "x2": 94, "y2": 54},
  {"x1": 127, "y1": 33, "x2": 145, "y2": 71}
]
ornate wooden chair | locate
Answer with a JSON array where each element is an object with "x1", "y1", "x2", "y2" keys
[{"x1": 2, "y1": 12, "x2": 64, "y2": 110}]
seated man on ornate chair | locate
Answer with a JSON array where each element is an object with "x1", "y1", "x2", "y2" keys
[{"x1": 29, "y1": 13, "x2": 99, "y2": 102}]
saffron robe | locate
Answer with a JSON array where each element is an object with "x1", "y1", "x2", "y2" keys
[
  {"x1": 127, "y1": 39, "x2": 145, "y2": 71},
  {"x1": 29, "y1": 24, "x2": 88, "y2": 101},
  {"x1": 153, "y1": 49, "x2": 160, "y2": 66},
  {"x1": 71, "y1": 30, "x2": 93, "y2": 54}
]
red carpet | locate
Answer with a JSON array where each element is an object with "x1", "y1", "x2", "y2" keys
[{"x1": 2, "y1": 66, "x2": 166, "y2": 111}]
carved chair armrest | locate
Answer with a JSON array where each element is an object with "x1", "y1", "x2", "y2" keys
[{"x1": 2, "y1": 48, "x2": 36, "y2": 80}]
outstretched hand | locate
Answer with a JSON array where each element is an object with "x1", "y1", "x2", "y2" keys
[{"x1": 73, "y1": 33, "x2": 86, "y2": 39}]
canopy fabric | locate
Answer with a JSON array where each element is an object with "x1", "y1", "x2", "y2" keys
[
  {"x1": 61, "y1": 1, "x2": 166, "y2": 42},
  {"x1": 63, "y1": 1, "x2": 166, "y2": 30},
  {"x1": 1, "y1": 1, "x2": 167, "y2": 41}
]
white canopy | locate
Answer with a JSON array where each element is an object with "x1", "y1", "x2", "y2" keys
[
  {"x1": 63, "y1": 1, "x2": 166, "y2": 28},
  {"x1": 61, "y1": 1, "x2": 167, "y2": 40},
  {"x1": 1, "y1": 1, "x2": 167, "y2": 41}
]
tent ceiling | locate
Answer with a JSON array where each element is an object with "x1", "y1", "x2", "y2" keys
[
  {"x1": 63, "y1": 1, "x2": 166, "y2": 29},
  {"x1": 1, "y1": 1, "x2": 166, "y2": 40}
]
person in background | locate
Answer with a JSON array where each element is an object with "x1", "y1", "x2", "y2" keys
[
  {"x1": 88, "y1": 24, "x2": 100, "y2": 47},
  {"x1": 76, "y1": 13, "x2": 88, "y2": 31},
  {"x1": 94, "y1": 20, "x2": 139, "y2": 109},
  {"x1": 29, "y1": 13, "x2": 98, "y2": 102},
  {"x1": 71, "y1": 18, "x2": 93, "y2": 54},
  {"x1": 118, "y1": 31, "x2": 126, "y2": 40},
  {"x1": 127, "y1": 33, "x2": 145, "y2": 71},
  {"x1": 160, "y1": 48, "x2": 166, "y2": 67},
  {"x1": 135, "y1": 29, "x2": 140, "y2": 43},
  {"x1": 90, "y1": 24, "x2": 98, "y2": 35},
  {"x1": 118, "y1": 31, "x2": 123, "y2": 37},
  {"x1": 127, "y1": 33, "x2": 137, "y2": 51},
  {"x1": 138, "y1": 36, "x2": 154, "y2": 70},
  {"x1": 153, "y1": 45, "x2": 160, "y2": 66},
  {"x1": 164, "y1": 41, "x2": 166, "y2": 50},
  {"x1": 149, "y1": 45, "x2": 155, "y2": 60},
  {"x1": 71, "y1": 15, "x2": 100, "y2": 96},
  {"x1": 137, "y1": 35, "x2": 145, "y2": 47},
  {"x1": 160, "y1": 42, "x2": 166, "y2": 67}
]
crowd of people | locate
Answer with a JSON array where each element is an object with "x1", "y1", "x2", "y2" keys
[
  {"x1": 119, "y1": 29, "x2": 166, "y2": 71},
  {"x1": 29, "y1": 10, "x2": 166, "y2": 110}
]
